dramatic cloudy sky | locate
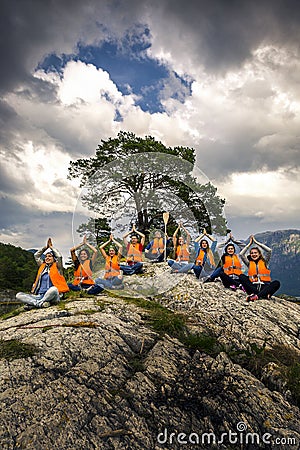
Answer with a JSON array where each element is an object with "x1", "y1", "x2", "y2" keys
[{"x1": 1, "y1": 0, "x2": 299, "y2": 259}]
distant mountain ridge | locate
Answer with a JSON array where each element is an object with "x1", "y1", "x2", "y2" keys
[{"x1": 251, "y1": 229, "x2": 300, "y2": 296}]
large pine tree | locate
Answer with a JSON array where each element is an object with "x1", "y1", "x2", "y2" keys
[{"x1": 68, "y1": 131, "x2": 227, "y2": 240}]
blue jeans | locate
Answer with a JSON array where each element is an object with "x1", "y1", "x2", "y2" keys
[
  {"x1": 94, "y1": 276, "x2": 124, "y2": 289},
  {"x1": 16, "y1": 286, "x2": 60, "y2": 307},
  {"x1": 120, "y1": 262, "x2": 143, "y2": 275},
  {"x1": 209, "y1": 267, "x2": 223, "y2": 280},
  {"x1": 168, "y1": 260, "x2": 194, "y2": 273},
  {"x1": 68, "y1": 283, "x2": 93, "y2": 291}
]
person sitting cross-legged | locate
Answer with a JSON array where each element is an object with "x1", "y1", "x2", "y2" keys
[
  {"x1": 167, "y1": 222, "x2": 194, "y2": 273},
  {"x1": 68, "y1": 235, "x2": 98, "y2": 291},
  {"x1": 192, "y1": 229, "x2": 217, "y2": 279},
  {"x1": 145, "y1": 230, "x2": 170, "y2": 262},
  {"x1": 16, "y1": 238, "x2": 69, "y2": 309},
  {"x1": 239, "y1": 235, "x2": 280, "y2": 301},
  {"x1": 120, "y1": 225, "x2": 145, "y2": 275},
  {"x1": 88, "y1": 235, "x2": 124, "y2": 294}
]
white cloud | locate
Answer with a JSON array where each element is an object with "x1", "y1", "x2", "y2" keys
[
  {"x1": 219, "y1": 169, "x2": 300, "y2": 235},
  {"x1": 2, "y1": 141, "x2": 79, "y2": 212},
  {"x1": 2, "y1": 35, "x2": 300, "y2": 253}
]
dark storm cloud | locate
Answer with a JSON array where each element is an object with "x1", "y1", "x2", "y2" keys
[
  {"x1": 0, "y1": 0, "x2": 100, "y2": 93},
  {"x1": 1, "y1": 0, "x2": 300, "y2": 96},
  {"x1": 0, "y1": 196, "x2": 39, "y2": 228},
  {"x1": 152, "y1": 0, "x2": 300, "y2": 71}
]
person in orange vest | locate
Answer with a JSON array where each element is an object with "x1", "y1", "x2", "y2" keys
[
  {"x1": 145, "y1": 230, "x2": 170, "y2": 262},
  {"x1": 167, "y1": 222, "x2": 194, "y2": 273},
  {"x1": 120, "y1": 225, "x2": 145, "y2": 275},
  {"x1": 239, "y1": 235, "x2": 280, "y2": 301},
  {"x1": 89, "y1": 234, "x2": 124, "y2": 292},
  {"x1": 16, "y1": 238, "x2": 69, "y2": 309},
  {"x1": 192, "y1": 229, "x2": 217, "y2": 279},
  {"x1": 68, "y1": 235, "x2": 98, "y2": 291},
  {"x1": 203, "y1": 233, "x2": 246, "y2": 290}
]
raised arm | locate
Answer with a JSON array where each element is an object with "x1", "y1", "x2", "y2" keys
[
  {"x1": 195, "y1": 228, "x2": 216, "y2": 243},
  {"x1": 99, "y1": 237, "x2": 112, "y2": 258},
  {"x1": 253, "y1": 236, "x2": 272, "y2": 263},
  {"x1": 83, "y1": 235, "x2": 98, "y2": 264},
  {"x1": 172, "y1": 224, "x2": 180, "y2": 247},
  {"x1": 181, "y1": 224, "x2": 191, "y2": 245},
  {"x1": 111, "y1": 235, "x2": 123, "y2": 258},
  {"x1": 132, "y1": 224, "x2": 145, "y2": 246},
  {"x1": 239, "y1": 235, "x2": 254, "y2": 266},
  {"x1": 122, "y1": 227, "x2": 133, "y2": 245}
]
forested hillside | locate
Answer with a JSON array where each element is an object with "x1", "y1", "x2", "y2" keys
[{"x1": 0, "y1": 243, "x2": 36, "y2": 292}]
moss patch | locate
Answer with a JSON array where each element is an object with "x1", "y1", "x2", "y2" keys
[
  {"x1": 230, "y1": 343, "x2": 300, "y2": 407},
  {"x1": 0, "y1": 339, "x2": 38, "y2": 360}
]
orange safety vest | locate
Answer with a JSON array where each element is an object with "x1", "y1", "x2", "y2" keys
[
  {"x1": 73, "y1": 259, "x2": 94, "y2": 285},
  {"x1": 176, "y1": 244, "x2": 190, "y2": 262},
  {"x1": 127, "y1": 243, "x2": 142, "y2": 263},
  {"x1": 32, "y1": 262, "x2": 69, "y2": 294},
  {"x1": 104, "y1": 255, "x2": 121, "y2": 279},
  {"x1": 151, "y1": 238, "x2": 164, "y2": 254},
  {"x1": 223, "y1": 255, "x2": 242, "y2": 276},
  {"x1": 195, "y1": 249, "x2": 215, "y2": 267},
  {"x1": 248, "y1": 260, "x2": 271, "y2": 282}
]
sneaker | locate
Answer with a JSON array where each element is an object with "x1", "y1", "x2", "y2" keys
[
  {"x1": 24, "y1": 304, "x2": 35, "y2": 311},
  {"x1": 229, "y1": 285, "x2": 237, "y2": 291},
  {"x1": 239, "y1": 284, "x2": 247, "y2": 293},
  {"x1": 41, "y1": 301, "x2": 51, "y2": 308},
  {"x1": 203, "y1": 277, "x2": 213, "y2": 283},
  {"x1": 246, "y1": 294, "x2": 259, "y2": 302}
]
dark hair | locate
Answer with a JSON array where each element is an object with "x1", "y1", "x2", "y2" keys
[
  {"x1": 78, "y1": 248, "x2": 90, "y2": 260},
  {"x1": 221, "y1": 243, "x2": 236, "y2": 264},
  {"x1": 130, "y1": 233, "x2": 139, "y2": 240},
  {"x1": 200, "y1": 239, "x2": 209, "y2": 250},
  {"x1": 224, "y1": 243, "x2": 235, "y2": 254}
]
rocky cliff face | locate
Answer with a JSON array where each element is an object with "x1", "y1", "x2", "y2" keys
[{"x1": 0, "y1": 264, "x2": 300, "y2": 450}]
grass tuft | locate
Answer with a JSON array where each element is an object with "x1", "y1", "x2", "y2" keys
[{"x1": 0, "y1": 339, "x2": 38, "y2": 360}]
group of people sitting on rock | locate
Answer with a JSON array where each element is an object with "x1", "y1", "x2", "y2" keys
[{"x1": 16, "y1": 221, "x2": 280, "y2": 309}]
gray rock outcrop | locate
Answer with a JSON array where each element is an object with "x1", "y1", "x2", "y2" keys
[{"x1": 0, "y1": 263, "x2": 299, "y2": 449}]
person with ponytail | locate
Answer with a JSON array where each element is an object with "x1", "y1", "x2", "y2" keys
[
  {"x1": 239, "y1": 235, "x2": 280, "y2": 301},
  {"x1": 192, "y1": 229, "x2": 217, "y2": 279},
  {"x1": 68, "y1": 235, "x2": 98, "y2": 291}
]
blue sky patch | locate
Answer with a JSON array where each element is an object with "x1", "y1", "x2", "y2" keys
[{"x1": 37, "y1": 28, "x2": 192, "y2": 114}]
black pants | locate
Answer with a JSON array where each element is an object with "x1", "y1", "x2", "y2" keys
[
  {"x1": 219, "y1": 272, "x2": 241, "y2": 288},
  {"x1": 239, "y1": 274, "x2": 280, "y2": 298}
]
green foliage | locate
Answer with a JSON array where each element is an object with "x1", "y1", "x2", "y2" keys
[
  {"x1": 68, "y1": 131, "x2": 227, "y2": 239},
  {"x1": 0, "y1": 339, "x2": 38, "y2": 360},
  {"x1": 0, "y1": 306, "x2": 24, "y2": 320},
  {"x1": 122, "y1": 296, "x2": 220, "y2": 356},
  {"x1": 0, "y1": 243, "x2": 37, "y2": 292},
  {"x1": 182, "y1": 333, "x2": 220, "y2": 356},
  {"x1": 77, "y1": 217, "x2": 111, "y2": 246}
]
